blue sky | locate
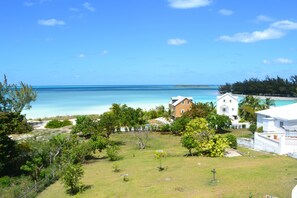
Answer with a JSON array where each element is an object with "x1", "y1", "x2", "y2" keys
[{"x1": 0, "y1": 0, "x2": 296, "y2": 85}]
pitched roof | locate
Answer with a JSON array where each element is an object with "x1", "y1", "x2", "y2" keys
[
  {"x1": 170, "y1": 96, "x2": 193, "y2": 106},
  {"x1": 256, "y1": 103, "x2": 297, "y2": 121},
  {"x1": 217, "y1": 93, "x2": 238, "y2": 101}
]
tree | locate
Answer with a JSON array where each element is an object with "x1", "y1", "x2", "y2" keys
[
  {"x1": 206, "y1": 113, "x2": 231, "y2": 132},
  {"x1": 72, "y1": 115, "x2": 98, "y2": 137},
  {"x1": 0, "y1": 75, "x2": 37, "y2": 113},
  {"x1": 182, "y1": 102, "x2": 215, "y2": 119},
  {"x1": 181, "y1": 118, "x2": 229, "y2": 157},
  {"x1": 180, "y1": 133, "x2": 198, "y2": 155},
  {"x1": 181, "y1": 118, "x2": 211, "y2": 155},
  {"x1": 154, "y1": 150, "x2": 167, "y2": 171},
  {"x1": 98, "y1": 112, "x2": 117, "y2": 138},
  {"x1": 170, "y1": 116, "x2": 191, "y2": 135},
  {"x1": 61, "y1": 163, "x2": 84, "y2": 195},
  {"x1": 20, "y1": 156, "x2": 44, "y2": 182}
]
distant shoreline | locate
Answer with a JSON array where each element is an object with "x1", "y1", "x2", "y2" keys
[{"x1": 233, "y1": 94, "x2": 297, "y2": 101}]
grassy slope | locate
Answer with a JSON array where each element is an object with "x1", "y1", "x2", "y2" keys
[{"x1": 38, "y1": 132, "x2": 297, "y2": 198}]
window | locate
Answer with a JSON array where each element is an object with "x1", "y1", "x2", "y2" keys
[
  {"x1": 188, "y1": 101, "x2": 190, "y2": 104},
  {"x1": 232, "y1": 108, "x2": 234, "y2": 111},
  {"x1": 230, "y1": 100, "x2": 232, "y2": 103},
  {"x1": 280, "y1": 121, "x2": 284, "y2": 128},
  {"x1": 223, "y1": 99, "x2": 225, "y2": 102},
  {"x1": 222, "y1": 108, "x2": 226, "y2": 112},
  {"x1": 181, "y1": 109, "x2": 185, "y2": 114},
  {"x1": 181, "y1": 101, "x2": 184, "y2": 104}
]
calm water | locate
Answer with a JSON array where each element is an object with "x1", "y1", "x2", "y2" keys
[{"x1": 23, "y1": 85, "x2": 297, "y2": 118}]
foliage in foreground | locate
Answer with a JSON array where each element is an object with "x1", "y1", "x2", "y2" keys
[
  {"x1": 61, "y1": 163, "x2": 84, "y2": 195},
  {"x1": 181, "y1": 118, "x2": 229, "y2": 157}
]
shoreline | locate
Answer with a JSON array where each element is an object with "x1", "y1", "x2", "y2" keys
[{"x1": 233, "y1": 94, "x2": 297, "y2": 101}]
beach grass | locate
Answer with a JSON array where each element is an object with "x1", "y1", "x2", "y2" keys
[{"x1": 38, "y1": 132, "x2": 297, "y2": 198}]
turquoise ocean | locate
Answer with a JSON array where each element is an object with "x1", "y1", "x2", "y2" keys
[{"x1": 23, "y1": 85, "x2": 297, "y2": 119}]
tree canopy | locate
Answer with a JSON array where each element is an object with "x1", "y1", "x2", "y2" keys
[{"x1": 219, "y1": 75, "x2": 297, "y2": 97}]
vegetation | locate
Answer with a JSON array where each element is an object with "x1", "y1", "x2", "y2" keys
[
  {"x1": 154, "y1": 150, "x2": 167, "y2": 171},
  {"x1": 0, "y1": 76, "x2": 36, "y2": 176},
  {"x1": 181, "y1": 118, "x2": 229, "y2": 157},
  {"x1": 45, "y1": 119, "x2": 72, "y2": 129},
  {"x1": 219, "y1": 75, "x2": 297, "y2": 97},
  {"x1": 38, "y1": 133, "x2": 297, "y2": 198},
  {"x1": 224, "y1": 134, "x2": 237, "y2": 149},
  {"x1": 61, "y1": 163, "x2": 84, "y2": 195},
  {"x1": 206, "y1": 113, "x2": 231, "y2": 132}
]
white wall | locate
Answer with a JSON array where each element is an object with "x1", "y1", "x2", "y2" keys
[{"x1": 216, "y1": 94, "x2": 238, "y2": 117}]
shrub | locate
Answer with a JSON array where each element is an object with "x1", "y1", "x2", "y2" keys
[
  {"x1": 45, "y1": 119, "x2": 72, "y2": 128},
  {"x1": 112, "y1": 163, "x2": 120, "y2": 172},
  {"x1": 107, "y1": 145, "x2": 120, "y2": 161},
  {"x1": 154, "y1": 150, "x2": 167, "y2": 171},
  {"x1": 0, "y1": 176, "x2": 11, "y2": 187},
  {"x1": 160, "y1": 124, "x2": 171, "y2": 132},
  {"x1": 61, "y1": 163, "x2": 84, "y2": 195},
  {"x1": 225, "y1": 134, "x2": 237, "y2": 149},
  {"x1": 257, "y1": 126, "x2": 263, "y2": 133},
  {"x1": 249, "y1": 124, "x2": 257, "y2": 133}
]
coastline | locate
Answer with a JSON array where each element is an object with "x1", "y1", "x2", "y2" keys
[{"x1": 233, "y1": 94, "x2": 297, "y2": 101}]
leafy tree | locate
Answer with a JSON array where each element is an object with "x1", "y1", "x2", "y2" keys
[
  {"x1": 98, "y1": 112, "x2": 117, "y2": 138},
  {"x1": 154, "y1": 150, "x2": 167, "y2": 171},
  {"x1": 61, "y1": 163, "x2": 84, "y2": 195},
  {"x1": 206, "y1": 113, "x2": 231, "y2": 132},
  {"x1": 170, "y1": 116, "x2": 191, "y2": 135},
  {"x1": 180, "y1": 133, "x2": 198, "y2": 155},
  {"x1": 219, "y1": 75, "x2": 297, "y2": 97},
  {"x1": 72, "y1": 115, "x2": 98, "y2": 136},
  {"x1": 198, "y1": 135, "x2": 229, "y2": 157},
  {"x1": 182, "y1": 102, "x2": 215, "y2": 119},
  {"x1": 20, "y1": 156, "x2": 44, "y2": 182},
  {"x1": 0, "y1": 75, "x2": 37, "y2": 113},
  {"x1": 181, "y1": 118, "x2": 229, "y2": 157}
]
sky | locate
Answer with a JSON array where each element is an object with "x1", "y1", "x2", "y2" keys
[{"x1": 0, "y1": 0, "x2": 296, "y2": 85}]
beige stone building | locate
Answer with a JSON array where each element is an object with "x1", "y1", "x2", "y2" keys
[{"x1": 169, "y1": 96, "x2": 193, "y2": 119}]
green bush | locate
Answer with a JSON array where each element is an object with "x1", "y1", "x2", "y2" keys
[
  {"x1": 249, "y1": 124, "x2": 257, "y2": 133},
  {"x1": 45, "y1": 119, "x2": 72, "y2": 128},
  {"x1": 225, "y1": 134, "x2": 237, "y2": 149},
  {"x1": 107, "y1": 145, "x2": 120, "y2": 161},
  {"x1": 257, "y1": 126, "x2": 263, "y2": 133},
  {"x1": 160, "y1": 124, "x2": 171, "y2": 132},
  {"x1": 0, "y1": 176, "x2": 11, "y2": 187}
]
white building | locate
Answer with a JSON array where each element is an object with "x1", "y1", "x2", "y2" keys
[
  {"x1": 254, "y1": 103, "x2": 297, "y2": 155},
  {"x1": 216, "y1": 93, "x2": 238, "y2": 118}
]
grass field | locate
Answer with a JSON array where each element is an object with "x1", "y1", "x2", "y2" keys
[{"x1": 38, "y1": 131, "x2": 297, "y2": 198}]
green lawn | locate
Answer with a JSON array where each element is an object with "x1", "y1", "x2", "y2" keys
[{"x1": 38, "y1": 132, "x2": 297, "y2": 198}]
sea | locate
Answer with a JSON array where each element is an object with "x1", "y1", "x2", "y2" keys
[{"x1": 23, "y1": 85, "x2": 297, "y2": 119}]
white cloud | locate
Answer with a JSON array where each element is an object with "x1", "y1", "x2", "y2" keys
[
  {"x1": 271, "y1": 20, "x2": 297, "y2": 30},
  {"x1": 24, "y1": 0, "x2": 51, "y2": 7},
  {"x1": 168, "y1": 0, "x2": 211, "y2": 9},
  {"x1": 263, "y1": 58, "x2": 294, "y2": 65},
  {"x1": 69, "y1": 8, "x2": 79, "y2": 12},
  {"x1": 38, "y1": 19, "x2": 65, "y2": 26},
  {"x1": 168, "y1": 38, "x2": 187, "y2": 45},
  {"x1": 219, "y1": 9, "x2": 234, "y2": 16},
  {"x1": 219, "y1": 28, "x2": 284, "y2": 43},
  {"x1": 83, "y1": 2, "x2": 95, "y2": 12},
  {"x1": 219, "y1": 20, "x2": 297, "y2": 43},
  {"x1": 256, "y1": 15, "x2": 273, "y2": 22},
  {"x1": 78, "y1": 54, "x2": 86, "y2": 58}
]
